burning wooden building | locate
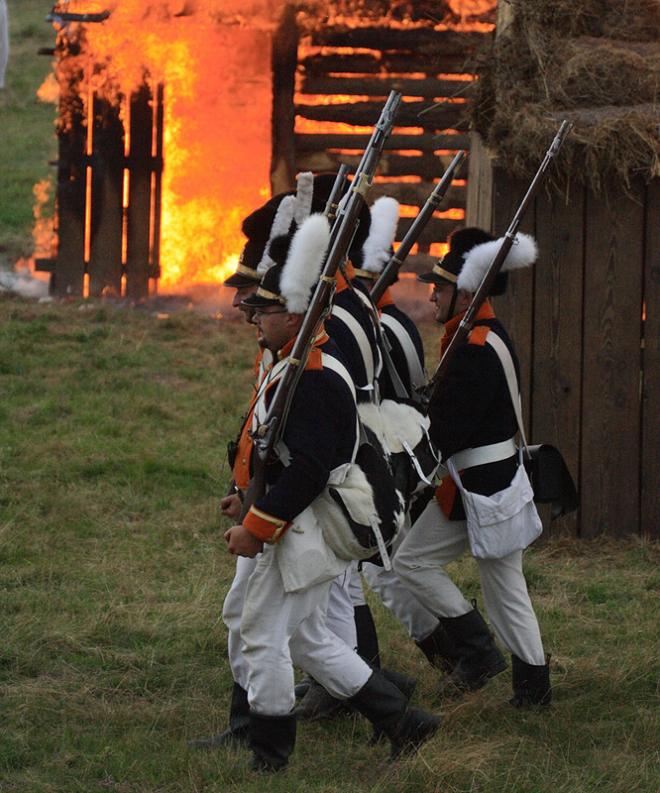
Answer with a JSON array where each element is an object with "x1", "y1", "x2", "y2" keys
[{"x1": 35, "y1": 0, "x2": 497, "y2": 298}]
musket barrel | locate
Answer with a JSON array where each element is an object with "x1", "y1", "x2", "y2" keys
[
  {"x1": 253, "y1": 92, "x2": 402, "y2": 462},
  {"x1": 371, "y1": 149, "x2": 466, "y2": 304},
  {"x1": 425, "y1": 121, "x2": 573, "y2": 399}
]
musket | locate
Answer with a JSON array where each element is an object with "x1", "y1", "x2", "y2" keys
[
  {"x1": 370, "y1": 149, "x2": 467, "y2": 305},
  {"x1": 324, "y1": 164, "x2": 350, "y2": 222},
  {"x1": 239, "y1": 90, "x2": 402, "y2": 519},
  {"x1": 222, "y1": 166, "x2": 350, "y2": 504},
  {"x1": 424, "y1": 120, "x2": 573, "y2": 403}
]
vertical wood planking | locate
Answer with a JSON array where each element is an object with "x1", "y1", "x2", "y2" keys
[
  {"x1": 533, "y1": 183, "x2": 585, "y2": 536},
  {"x1": 88, "y1": 96, "x2": 124, "y2": 297},
  {"x1": 491, "y1": 170, "x2": 535, "y2": 434},
  {"x1": 125, "y1": 85, "x2": 153, "y2": 300},
  {"x1": 466, "y1": 131, "x2": 493, "y2": 230},
  {"x1": 270, "y1": 4, "x2": 298, "y2": 194},
  {"x1": 580, "y1": 182, "x2": 645, "y2": 537},
  {"x1": 55, "y1": 95, "x2": 86, "y2": 296},
  {"x1": 641, "y1": 179, "x2": 660, "y2": 537}
]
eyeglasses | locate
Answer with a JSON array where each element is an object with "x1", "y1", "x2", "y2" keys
[{"x1": 253, "y1": 308, "x2": 288, "y2": 318}]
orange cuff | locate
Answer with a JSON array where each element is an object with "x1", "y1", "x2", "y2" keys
[{"x1": 244, "y1": 506, "x2": 290, "y2": 543}]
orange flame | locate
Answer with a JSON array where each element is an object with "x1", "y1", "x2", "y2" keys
[{"x1": 41, "y1": 1, "x2": 276, "y2": 291}]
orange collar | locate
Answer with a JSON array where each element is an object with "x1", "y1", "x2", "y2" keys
[
  {"x1": 376, "y1": 287, "x2": 395, "y2": 310},
  {"x1": 336, "y1": 261, "x2": 357, "y2": 293},
  {"x1": 276, "y1": 324, "x2": 329, "y2": 370},
  {"x1": 441, "y1": 300, "x2": 496, "y2": 353}
]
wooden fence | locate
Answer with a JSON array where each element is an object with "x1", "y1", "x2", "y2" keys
[
  {"x1": 490, "y1": 172, "x2": 659, "y2": 538},
  {"x1": 38, "y1": 80, "x2": 163, "y2": 300}
]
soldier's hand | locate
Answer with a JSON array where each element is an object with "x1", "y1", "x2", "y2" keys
[
  {"x1": 220, "y1": 493, "x2": 242, "y2": 520},
  {"x1": 224, "y1": 524, "x2": 263, "y2": 558}
]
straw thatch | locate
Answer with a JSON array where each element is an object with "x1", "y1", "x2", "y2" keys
[{"x1": 471, "y1": 0, "x2": 660, "y2": 189}]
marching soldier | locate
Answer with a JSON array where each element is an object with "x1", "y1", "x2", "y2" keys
[
  {"x1": 222, "y1": 213, "x2": 439, "y2": 772},
  {"x1": 393, "y1": 227, "x2": 552, "y2": 707},
  {"x1": 189, "y1": 191, "x2": 292, "y2": 750},
  {"x1": 350, "y1": 196, "x2": 461, "y2": 672}
]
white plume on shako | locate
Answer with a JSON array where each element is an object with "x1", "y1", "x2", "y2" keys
[
  {"x1": 457, "y1": 233, "x2": 539, "y2": 292},
  {"x1": 361, "y1": 196, "x2": 400, "y2": 273},
  {"x1": 280, "y1": 213, "x2": 330, "y2": 313}
]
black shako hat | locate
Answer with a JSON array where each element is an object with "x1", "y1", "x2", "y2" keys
[
  {"x1": 242, "y1": 214, "x2": 331, "y2": 312},
  {"x1": 265, "y1": 172, "x2": 372, "y2": 271},
  {"x1": 223, "y1": 192, "x2": 294, "y2": 288},
  {"x1": 418, "y1": 226, "x2": 539, "y2": 296},
  {"x1": 418, "y1": 227, "x2": 494, "y2": 286}
]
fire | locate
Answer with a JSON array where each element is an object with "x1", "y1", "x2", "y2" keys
[
  {"x1": 38, "y1": 1, "x2": 275, "y2": 292},
  {"x1": 29, "y1": 2, "x2": 492, "y2": 297}
]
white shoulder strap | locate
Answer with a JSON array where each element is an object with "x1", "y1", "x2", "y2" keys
[
  {"x1": 330, "y1": 305, "x2": 377, "y2": 392},
  {"x1": 380, "y1": 312, "x2": 426, "y2": 390},
  {"x1": 484, "y1": 332, "x2": 529, "y2": 453}
]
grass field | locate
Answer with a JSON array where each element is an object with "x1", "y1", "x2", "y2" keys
[
  {"x1": 0, "y1": 1, "x2": 57, "y2": 266},
  {"x1": 0, "y1": 4, "x2": 658, "y2": 792},
  {"x1": 0, "y1": 295, "x2": 658, "y2": 792}
]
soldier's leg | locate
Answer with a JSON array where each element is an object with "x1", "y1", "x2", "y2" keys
[
  {"x1": 347, "y1": 562, "x2": 381, "y2": 667},
  {"x1": 477, "y1": 551, "x2": 551, "y2": 706},
  {"x1": 223, "y1": 555, "x2": 259, "y2": 689},
  {"x1": 295, "y1": 567, "x2": 356, "y2": 720},
  {"x1": 392, "y1": 499, "x2": 472, "y2": 616},
  {"x1": 393, "y1": 500, "x2": 506, "y2": 695},
  {"x1": 240, "y1": 547, "x2": 333, "y2": 771},
  {"x1": 188, "y1": 555, "x2": 257, "y2": 749},
  {"x1": 290, "y1": 595, "x2": 441, "y2": 760},
  {"x1": 326, "y1": 567, "x2": 357, "y2": 649}
]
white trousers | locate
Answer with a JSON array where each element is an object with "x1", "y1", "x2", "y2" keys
[
  {"x1": 222, "y1": 554, "x2": 258, "y2": 690},
  {"x1": 393, "y1": 499, "x2": 545, "y2": 666},
  {"x1": 362, "y1": 516, "x2": 440, "y2": 643},
  {"x1": 326, "y1": 565, "x2": 358, "y2": 649},
  {"x1": 240, "y1": 545, "x2": 372, "y2": 715},
  {"x1": 223, "y1": 557, "x2": 359, "y2": 688}
]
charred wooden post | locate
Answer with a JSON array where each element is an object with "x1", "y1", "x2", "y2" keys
[
  {"x1": 151, "y1": 83, "x2": 165, "y2": 284},
  {"x1": 88, "y1": 96, "x2": 124, "y2": 297},
  {"x1": 53, "y1": 32, "x2": 86, "y2": 297},
  {"x1": 125, "y1": 84, "x2": 154, "y2": 300},
  {"x1": 271, "y1": 4, "x2": 299, "y2": 194}
]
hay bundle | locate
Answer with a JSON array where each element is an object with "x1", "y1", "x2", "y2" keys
[{"x1": 470, "y1": 0, "x2": 660, "y2": 189}]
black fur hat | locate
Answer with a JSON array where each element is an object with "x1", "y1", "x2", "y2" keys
[
  {"x1": 417, "y1": 227, "x2": 510, "y2": 296},
  {"x1": 224, "y1": 192, "x2": 294, "y2": 288}
]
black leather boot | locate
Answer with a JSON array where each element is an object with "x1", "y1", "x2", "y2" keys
[
  {"x1": 437, "y1": 607, "x2": 507, "y2": 697},
  {"x1": 187, "y1": 682, "x2": 249, "y2": 749},
  {"x1": 348, "y1": 671, "x2": 440, "y2": 759},
  {"x1": 248, "y1": 712, "x2": 296, "y2": 773},
  {"x1": 416, "y1": 623, "x2": 461, "y2": 673},
  {"x1": 509, "y1": 655, "x2": 551, "y2": 707},
  {"x1": 354, "y1": 604, "x2": 381, "y2": 667},
  {"x1": 294, "y1": 679, "x2": 347, "y2": 722},
  {"x1": 368, "y1": 668, "x2": 417, "y2": 745},
  {"x1": 297, "y1": 667, "x2": 416, "y2": 725}
]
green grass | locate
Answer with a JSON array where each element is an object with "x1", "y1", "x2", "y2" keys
[
  {"x1": 0, "y1": 1, "x2": 57, "y2": 265},
  {"x1": 0, "y1": 295, "x2": 658, "y2": 792}
]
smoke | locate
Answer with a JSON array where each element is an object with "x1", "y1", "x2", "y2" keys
[{"x1": 0, "y1": 269, "x2": 50, "y2": 300}]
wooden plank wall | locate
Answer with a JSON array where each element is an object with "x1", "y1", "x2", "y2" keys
[
  {"x1": 271, "y1": 12, "x2": 490, "y2": 273},
  {"x1": 491, "y1": 170, "x2": 658, "y2": 538}
]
